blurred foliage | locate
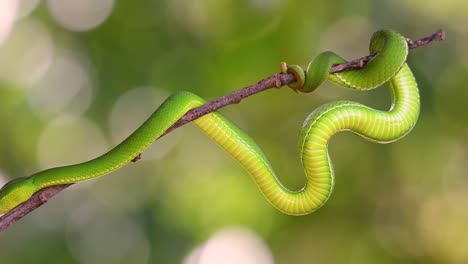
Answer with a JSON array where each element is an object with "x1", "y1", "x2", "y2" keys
[{"x1": 0, "y1": 0, "x2": 466, "y2": 263}]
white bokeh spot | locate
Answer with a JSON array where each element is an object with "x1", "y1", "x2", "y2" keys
[
  {"x1": 17, "y1": 0, "x2": 41, "y2": 18},
  {"x1": 0, "y1": 0, "x2": 18, "y2": 47},
  {"x1": 27, "y1": 50, "x2": 93, "y2": 117},
  {"x1": 0, "y1": 169, "x2": 8, "y2": 188},
  {"x1": 66, "y1": 206, "x2": 150, "y2": 264},
  {"x1": 47, "y1": 0, "x2": 114, "y2": 32},
  {"x1": 37, "y1": 114, "x2": 108, "y2": 169},
  {"x1": 184, "y1": 227, "x2": 274, "y2": 264},
  {"x1": 0, "y1": 19, "x2": 54, "y2": 86}
]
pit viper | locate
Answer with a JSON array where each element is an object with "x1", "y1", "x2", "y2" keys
[{"x1": 0, "y1": 30, "x2": 419, "y2": 215}]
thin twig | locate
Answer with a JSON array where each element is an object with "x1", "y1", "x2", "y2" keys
[
  {"x1": 0, "y1": 29, "x2": 445, "y2": 232},
  {"x1": 330, "y1": 29, "x2": 445, "y2": 73}
]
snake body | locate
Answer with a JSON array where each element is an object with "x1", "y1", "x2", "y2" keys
[{"x1": 0, "y1": 30, "x2": 419, "y2": 215}]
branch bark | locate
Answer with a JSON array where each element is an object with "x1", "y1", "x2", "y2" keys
[{"x1": 0, "y1": 29, "x2": 445, "y2": 232}]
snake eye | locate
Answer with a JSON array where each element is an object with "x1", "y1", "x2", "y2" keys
[{"x1": 0, "y1": 177, "x2": 36, "y2": 215}]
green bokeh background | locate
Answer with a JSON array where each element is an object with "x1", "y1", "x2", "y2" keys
[{"x1": 0, "y1": 0, "x2": 466, "y2": 263}]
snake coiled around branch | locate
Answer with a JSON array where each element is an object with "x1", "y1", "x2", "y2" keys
[{"x1": 0, "y1": 30, "x2": 419, "y2": 215}]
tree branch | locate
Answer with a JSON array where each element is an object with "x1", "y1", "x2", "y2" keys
[{"x1": 0, "y1": 29, "x2": 445, "y2": 232}]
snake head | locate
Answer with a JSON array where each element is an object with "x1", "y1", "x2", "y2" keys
[{"x1": 0, "y1": 177, "x2": 36, "y2": 215}]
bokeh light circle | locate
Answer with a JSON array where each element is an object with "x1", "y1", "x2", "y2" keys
[
  {"x1": 47, "y1": 0, "x2": 114, "y2": 32},
  {"x1": 184, "y1": 227, "x2": 274, "y2": 264},
  {"x1": 0, "y1": 0, "x2": 18, "y2": 47},
  {"x1": 0, "y1": 19, "x2": 54, "y2": 86},
  {"x1": 66, "y1": 205, "x2": 150, "y2": 264},
  {"x1": 17, "y1": 0, "x2": 41, "y2": 18},
  {"x1": 27, "y1": 50, "x2": 93, "y2": 117},
  {"x1": 0, "y1": 169, "x2": 8, "y2": 188},
  {"x1": 37, "y1": 114, "x2": 108, "y2": 169}
]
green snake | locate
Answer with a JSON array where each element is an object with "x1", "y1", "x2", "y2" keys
[{"x1": 0, "y1": 30, "x2": 419, "y2": 216}]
